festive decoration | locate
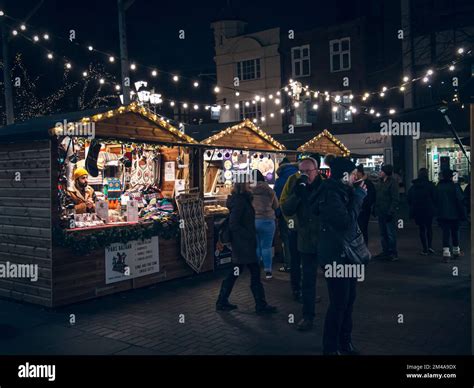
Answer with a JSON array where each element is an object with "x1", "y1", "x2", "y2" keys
[
  {"x1": 297, "y1": 129, "x2": 350, "y2": 157},
  {"x1": 53, "y1": 217, "x2": 179, "y2": 254},
  {"x1": 201, "y1": 119, "x2": 286, "y2": 151}
]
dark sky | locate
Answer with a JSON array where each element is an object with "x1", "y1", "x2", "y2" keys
[{"x1": 0, "y1": 0, "x2": 363, "y2": 114}]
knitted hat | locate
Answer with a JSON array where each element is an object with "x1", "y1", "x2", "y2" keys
[
  {"x1": 329, "y1": 157, "x2": 356, "y2": 180},
  {"x1": 73, "y1": 167, "x2": 89, "y2": 180},
  {"x1": 381, "y1": 164, "x2": 394, "y2": 176}
]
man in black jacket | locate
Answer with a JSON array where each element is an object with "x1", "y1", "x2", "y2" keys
[
  {"x1": 314, "y1": 157, "x2": 367, "y2": 355},
  {"x1": 356, "y1": 164, "x2": 376, "y2": 245}
]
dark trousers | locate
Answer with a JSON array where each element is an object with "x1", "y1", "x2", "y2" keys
[
  {"x1": 289, "y1": 230, "x2": 301, "y2": 293},
  {"x1": 439, "y1": 219, "x2": 460, "y2": 247},
  {"x1": 378, "y1": 215, "x2": 398, "y2": 256},
  {"x1": 323, "y1": 276, "x2": 357, "y2": 354},
  {"x1": 300, "y1": 253, "x2": 318, "y2": 320},
  {"x1": 417, "y1": 217, "x2": 433, "y2": 252},
  {"x1": 217, "y1": 263, "x2": 267, "y2": 309},
  {"x1": 358, "y1": 211, "x2": 370, "y2": 245}
]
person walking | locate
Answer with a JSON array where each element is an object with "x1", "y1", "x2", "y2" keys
[
  {"x1": 314, "y1": 157, "x2": 367, "y2": 355},
  {"x1": 407, "y1": 168, "x2": 437, "y2": 255},
  {"x1": 436, "y1": 169, "x2": 467, "y2": 262},
  {"x1": 251, "y1": 170, "x2": 279, "y2": 279},
  {"x1": 216, "y1": 178, "x2": 277, "y2": 314},
  {"x1": 355, "y1": 164, "x2": 376, "y2": 245},
  {"x1": 281, "y1": 156, "x2": 324, "y2": 331},
  {"x1": 373, "y1": 164, "x2": 400, "y2": 261},
  {"x1": 274, "y1": 158, "x2": 298, "y2": 273}
]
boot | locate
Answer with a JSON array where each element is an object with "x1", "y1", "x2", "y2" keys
[
  {"x1": 251, "y1": 280, "x2": 276, "y2": 314},
  {"x1": 442, "y1": 247, "x2": 451, "y2": 262},
  {"x1": 216, "y1": 279, "x2": 237, "y2": 311}
]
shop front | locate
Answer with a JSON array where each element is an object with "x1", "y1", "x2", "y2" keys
[
  {"x1": 199, "y1": 119, "x2": 286, "y2": 268},
  {"x1": 0, "y1": 103, "x2": 214, "y2": 307}
]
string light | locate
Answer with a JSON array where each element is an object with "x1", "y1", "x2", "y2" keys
[
  {"x1": 82, "y1": 71, "x2": 88, "y2": 77},
  {"x1": 458, "y1": 48, "x2": 464, "y2": 54},
  {"x1": 234, "y1": 103, "x2": 239, "y2": 109},
  {"x1": 115, "y1": 85, "x2": 121, "y2": 91},
  {"x1": 88, "y1": 45, "x2": 93, "y2": 51},
  {"x1": 130, "y1": 63, "x2": 136, "y2": 70},
  {"x1": 99, "y1": 78, "x2": 105, "y2": 84},
  {"x1": 332, "y1": 106, "x2": 338, "y2": 112},
  {"x1": 183, "y1": 103, "x2": 188, "y2": 109},
  {"x1": 245, "y1": 101, "x2": 250, "y2": 107},
  {"x1": 427, "y1": 69, "x2": 434, "y2": 75},
  {"x1": 389, "y1": 109, "x2": 396, "y2": 115},
  {"x1": 151, "y1": 70, "x2": 157, "y2": 77},
  {"x1": 193, "y1": 104, "x2": 199, "y2": 110},
  {"x1": 449, "y1": 65, "x2": 455, "y2": 71},
  {"x1": 47, "y1": 53, "x2": 53, "y2": 59},
  {"x1": 294, "y1": 101, "x2": 300, "y2": 108},
  {"x1": 313, "y1": 104, "x2": 319, "y2": 110},
  {"x1": 43, "y1": 34, "x2": 49, "y2": 40},
  {"x1": 109, "y1": 56, "x2": 115, "y2": 63},
  {"x1": 403, "y1": 76, "x2": 409, "y2": 82},
  {"x1": 270, "y1": 113, "x2": 275, "y2": 117},
  {"x1": 380, "y1": 92, "x2": 385, "y2": 97},
  {"x1": 423, "y1": 76, "x2": 429, "y2": 83},
  {"x1": 65, "y1": 62, "x2": 71, "y2": 69},
  {"x1": 193, "y1": 81, "x2": 199, "y2": 88},
  {"x1": 274, "y1": 98, "x2": 280, "y2": 105},
  {"x1": 369, "y1": 109, "x2": 375, "y2": 114},
  {"x1": 170, "y1": 101, "x2": 175, "y2": 107},
  {"x1": 400, "y1": 86, "x2": 405, "y2": 91},
  {"x1": 33, "y1": 35, "x2": 39, "y2": 42},
  {"x1": 269, "y1": 94, "x2": 273, "y2": 99},
  {"x1": 235, "y1": 91, "x2": 240, "y2": 96},
  {"x1": 214, "y1": 86, "x2": 220, "y2": 93},
  {"x1": 12, "y1": 30, "x2": 17, "y2": 35},
  {"x1": 20, "y1": 24, "x2": 26, "y2": 31},
  {"x1": 173, "y1": 75, "x2": 179, "y2": 82}
]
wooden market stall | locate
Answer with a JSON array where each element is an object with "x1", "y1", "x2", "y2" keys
[
  {"x1": 297, "y1": 129, "x2": 350, "y2": 157},
  {"x1": 197, "y1": 119, "x2": 286, "y2": 269},
  {"x1": 0, "y1": 103, "x2": 214, "y2": 307}
]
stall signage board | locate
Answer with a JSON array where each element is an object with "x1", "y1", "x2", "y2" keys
[{"x1": 105, "y1": 236, "x2": 159, "y2": 284}]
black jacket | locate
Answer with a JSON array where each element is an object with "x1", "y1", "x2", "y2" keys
[
  {"x1": 436, "y1": 180, "x2": 467, "y2": 221},
  {"x1": 313, "y1": 179, "x2": 366, "y2": 266},
  {"x1": 407, "y1": 177, "x2": 437, "y2": 221},
  {"x1": 226, "y1": 192, "x2": 258, "y2": 265},
  {"x1": 281, "y1": 175, "x2": 323, "y2": 254},
  {"x1": 360, "y1": 176, "x2": 376, "y2": 215}
]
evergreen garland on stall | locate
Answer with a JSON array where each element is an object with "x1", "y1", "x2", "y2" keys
[{"x1": 53, "y1": 218, "x2": 180, "y2": 254}]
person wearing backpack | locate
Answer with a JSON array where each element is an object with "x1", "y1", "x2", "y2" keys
[
  {"x1": 436, "y1": 169, "x2": 467, "y2": 262},
  {"x1": 215, "y1": 177, "x2": 277, "y2": 314},
  {"x1": 407, "y1": 168, "x2": 437, "y2": 255}
]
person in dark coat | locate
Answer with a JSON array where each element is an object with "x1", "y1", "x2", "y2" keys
[
  {"x1": 463, "y1": 182, "x2": 470, "y2": 217},
  {"x1": 436, "y1": 169, "x2": 467, "y2": 261},
  {"x1": 215, "y1": 179, "x2": 277, "y2": 314},
  {"x1": 356, "y1": 164, "x2": 376, "y2": 245},
  {"x1": 274, "y1": 158, "x2": 298, "y2": 273},
  {"x1": 314, "y1": 157, "x2": 367, "y2": 355},
  {"x1": 407, "y1": 168, "x2": 437, "y2": 255}
]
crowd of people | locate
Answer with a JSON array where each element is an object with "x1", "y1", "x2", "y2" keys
[{"x1": 215, "y1": 153, "x2": 470, "y2": 355}]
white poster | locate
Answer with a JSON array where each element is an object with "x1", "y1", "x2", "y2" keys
[
  {"x1": 174, "y1": 179, "x2": 186, "y2": 197},
  {"x1": 164, "y1": 162, "x2": 176, "y2": 181},
  {"x1": 105, "y1": 236, "x2": 159, "y2": 284},
  {"x1": 126, "y1": 200, "x2": 139, "y2": 222},
  {"x1": 95, "y1": 200, "x2": 109, "y2": 223}
]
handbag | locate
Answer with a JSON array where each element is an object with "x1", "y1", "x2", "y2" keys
[{"x1": 343, "y1": 226, "x2": 371, "y2": 265}]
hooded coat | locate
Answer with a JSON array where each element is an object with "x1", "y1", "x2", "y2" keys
[
  {"x1": 436, "y1": 179, "x2": 467, "y2": 221},
  {"x1": 226, "y1": 192, "x2": 259, "y2": 264},
  {"x1": 407, "y1": 177, "x2": 436, "y2": 222},
  {"x1": 251, "y1": 181, "x2": 279, "y2": 219}
]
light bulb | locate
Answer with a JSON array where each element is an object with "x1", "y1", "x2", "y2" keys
[
  {"x1": 423, "y1": 76, "x2": 429, "y2": 83},
  {"x1": 389, "y1": 109, "x2": 396, "y2": 114},
  {"x1": 99, "y1": 79, "x2": 105, "y2": 84},
  {"x1": 275, "y1": 98, "x2": 280, "y2": 105},
  {"x1": 380, "y1": 92, "x2": 385, "y2": 97},
  {"x1": 280, "y1": 109, "x2": 284, "y2": 114},
  {"x1": 382, "y1": 86, "x2": 387, "y2": 92},
  {"x1": 276, "y1": 91, "x2": 281, "y2": 96},
  {"x1": 403, "y1": 76, "x2": 409, "y2": 82},
  {"x1": 253, "y1": 118, "x2": 257, "y2": 123},
  {"x1": 47, "y1": 53, "x2": 53, "y2": 59},
  {"x1": 20, "y1": 24, "x2": 26, "y2": 31},
  {"x1": 173, "y1": 75, "x2": 179, "y2": 82},
  {"x1": 255, "y1": 95, "x2": 261, "y2": 101},
  {"x1": 449, "y1": 65, "x2": 455, "y2": 71},
  {"x1": 33, "y1": 35, "x2": 39, "y2": 42},
  {"x1": 332, "y1": 106, "x2": 338, "y2": 112},
  {"x1": 261, "y1": 117, "x2": 266, "y2": 121},
  {"x1": 151, "y1": 70, "x2": 158, "y2": 77},
  {"x1": 170, "y1": 101, "x2": 175, "y2": 107},
  {"x1": 193, "y1": 104, "x2": 199, "y2": 110},
  {"x1": 261, "y1": 97, "x2": 265, "y2": 102},
  {"x1": 245, "y1": 101, "x2": 250, "y2": 107},
  {"x1": 376, "y1": 113, "x2": 381, "y2": 117},
  {"x1": 270, "y1": 113, "x2": 275, "y2": 117},
  {"x1": 269, "y1": 94, "x2": 273, "y2": 99},
  {"x1": 349, "y1": 94, "x2": 354, "y2": 100},
  {"x1": 65, "y1": 63, "x2": 71, "y2": 69},
  {"x1": 12, "y1": 30, "x2": 18, "y2": 36},
  {"x1": 225, "y1": 105, "x2": 230, "y2": 110},
  {"x1": 369, "y1": 109, "x2": 375, "y2": 114},
  {"x1": 88, "y1": 46, "x2": 93, "y2": 51},
  {"x1": 82, "y1": 71, "x2": 88, "y2": 77},
  {"x1": 109, "y1": 56, "x2": 115, "y2": 63},
  {"x1": 234, "y1": 103, "x2": 239, "y2": 109},
  {"x1": 235, "y1": 91, "x2": 240, "y2": 96},
  {"x1": 115, "y1": 85, "x2": 121, "y2": 90},
  {"x1": 193, "y1": 81, "x2": 199, "y2": 88},
  {"x1": 183, "y1": 103, "x2": 188, "y2": 109},
  {"x1": 43, "y1": 34, "x2": 49, "y2": 40},
  {"x1": 130, "y1": 63, "x2": 136, "y2": 70},
  {"x1": 364, "y1": 92, "x2": 370, "y2": 98},
  {"x1": 427, "y1": 69, "x2": 433, "y2": 75},
  {"x1": 214, "y1": 86, "x2": 220, "y2": 93},
  {"x1": 458, "y1": 48, "x2": 464, "y2": 54},
  {"x1": 294, "y1": 102, "x2": 300, "y2": 108},
  {"x1": 0, "y1": 11, "x2": 4, "y2": 16},
  {"x1": 400, "y1": 86, "x2": 405, "y2": 91},
  {"x1": 313, "y1": 104, "x2": 319, "y2": 110}
]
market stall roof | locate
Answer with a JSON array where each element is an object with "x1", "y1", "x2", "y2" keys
[
  {"x1": 200, "y1": 119, "x2": 286, "y2": 151},
  {"x1": 0, "y1": 103, "x2": 198, "y2": 145},
  {"x1": 296, "y1": 129, "x2": 350, "y2": 156}
]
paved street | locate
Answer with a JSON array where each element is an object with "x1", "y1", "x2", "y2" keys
[{"x1": 0, "y1": 218, "x2": 470, "y2": 355}]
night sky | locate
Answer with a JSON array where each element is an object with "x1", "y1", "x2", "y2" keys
[{"x1": 0, "y1": 0, "x2": 361, "y2": 113}]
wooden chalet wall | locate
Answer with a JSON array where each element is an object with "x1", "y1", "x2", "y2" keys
[{"x1": 0, "y1": 140, "x2": 53, "y2": 306}]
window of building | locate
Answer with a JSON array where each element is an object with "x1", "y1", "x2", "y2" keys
[
  {"x1": 331, "y1": 92, "x2": 352, "y2": 123},
  {"x1": 239, "y1": 100, "x2": 262, "y2": 120},
  {"x1": 330, "y1": 38, "x2": 351, "y2": 72},
  {"x1": 291, "y1": 45, "x2": 310, "y2": 78},
  {"x1": 237, "y1": 59, "x2": 261, "y2": 81},
  {"x1": 294, "y1": 99, "x2": 311, "y2": 126}
]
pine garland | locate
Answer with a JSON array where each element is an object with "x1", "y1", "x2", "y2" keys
[{"x1": 53, "y1": 218, "x2": 180, "y2": 255}]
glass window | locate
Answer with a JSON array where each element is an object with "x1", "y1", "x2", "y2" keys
[
  {"x1": 330, "y1": 37, "x2": 351, "y2": 72},
  {"x1": 236, "y1": 59, "x2": 261, "y2": 81},
  {"x1": 291, "y1": 45, "x2": 311, "y2": 78}
]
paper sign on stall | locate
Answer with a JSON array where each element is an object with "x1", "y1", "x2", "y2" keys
[
  {"x1": 164, "y1": 162, "x2": 176, "y2": 181},
  {"x1": 95, "y1": 200, "x2": 109, "y2": 223},
  {"x1": 126, "y1": 200, "x2": 139, "y2": 222},
  {"x1": 174, "y1": 179, "x2": 186, "y2": 197}
]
